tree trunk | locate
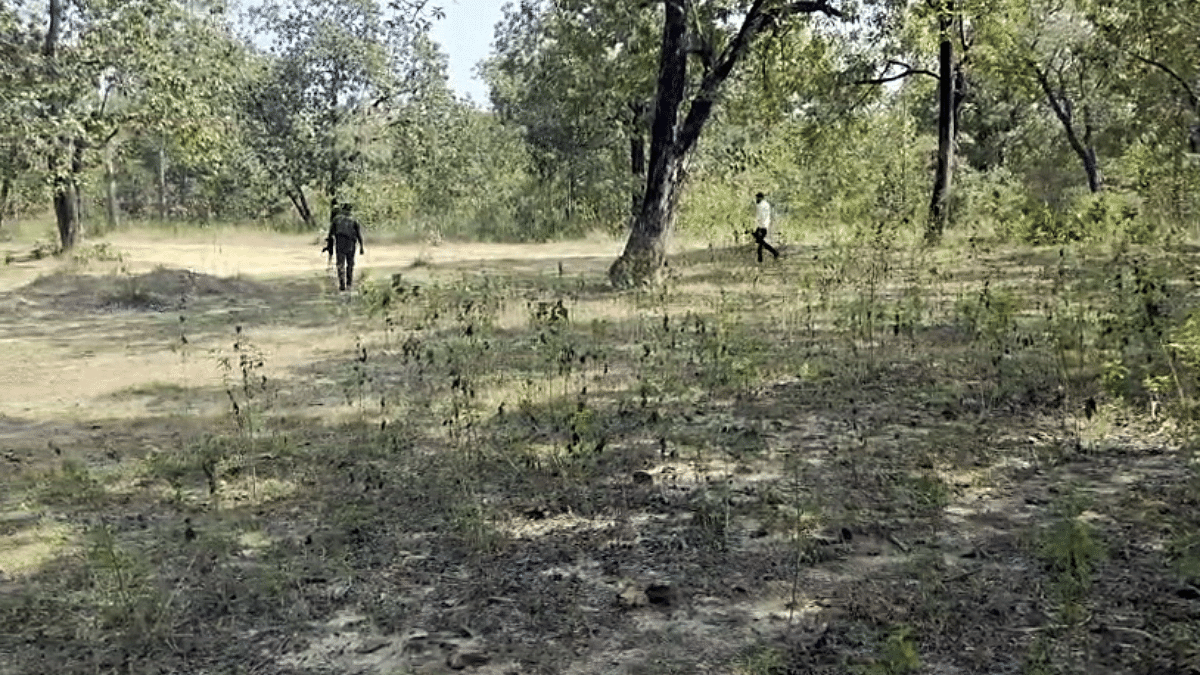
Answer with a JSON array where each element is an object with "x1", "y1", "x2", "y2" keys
[
  {"x1": 0, "y1": 177, "x2": 9, "y2": 231},
  {"x1": 157, "y1": 142, "x2": 168, "y2": 221},
  {"x1": 287, "y1": 186, "x2": 314, "y2": 227},
  {"x1": 1081, "y1": 120, "x2": 1102, "y2": 193},
  {"x1": 629, "y1": 132, "x2": 646, "y2": 214},
  {"x1": 609, "y1": 0, "x2": 842, "y2": 287},
  {"x1": 609, "y1": 0, "x2": 687, "y2": 289},
  {"x1": 1032, "y1": 64, "x2": 1103, "y2": 193},
  {"x1": 610, "y1": 151, "x2": 687, "y2": 288},
  {"x1": 926, "y1": 8, "x2": 955, "y2": 243},
  {"x1": 44, "y1": 0, "x2": 79, "y2": 250},
  {"x1": 105, "y1": 143, "x2": 119, "y2": 230},
  {"x1": 52, "y1": 159, "x2": 80, "y2": 250},
  {"x1": 628, "y1": 101, "x2": 647, "y2": 216}
]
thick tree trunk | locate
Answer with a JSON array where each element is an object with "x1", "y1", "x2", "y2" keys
[
  {"x1": 52, "y1": 169, "x2": 80, "y2": 250},
  {"x1": 609, "y1": 0, "x2": 842, "y2": 287},
  {"x1": 926, "y1": 10, "x2": 955, "y2": 243},
  {"x1": 610, "y1": 151, "x2": 686, "y2": 288},
  {"x1": 45, "y1": 0, "x2": 78, "y2": 250},
  {"x1": 609, "y1": 0, "x2": 687, "y2": 288},
  {"x1": 628, "y1": 101, "x2": 647, "y2": 216},
  {"x1": 629, "y1": 131, "x2": 646, "y2": 214}
]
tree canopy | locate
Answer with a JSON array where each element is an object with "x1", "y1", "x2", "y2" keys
[{"x1": 0, "y1": 0, "x2": 1194, "y2": 259}]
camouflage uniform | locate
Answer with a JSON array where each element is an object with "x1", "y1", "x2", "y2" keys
[{"x1": 325, "y1": 208, "x2": 364, "y2": 291}]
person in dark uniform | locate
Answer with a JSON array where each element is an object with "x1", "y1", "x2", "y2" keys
[{"x1": 323, "y1": 203, "x2": 365, "y2": 291}]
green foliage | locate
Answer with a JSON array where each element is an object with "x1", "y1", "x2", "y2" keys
[
  {"x1": 1039, "y1": 491, "x2": 1105, "y2": 620},
  {"x1": 85, "y1": 524, "x2": 168, "y2": 637},
  {"x1": 37, "y1": 458, "x2": 104, "y2": 505},
  {"x1": 731, "y1": 643, "x2": 787, "y2": 675},
  {"x1": 855, "y1": 625, "x2": 921, "y2": 675}
]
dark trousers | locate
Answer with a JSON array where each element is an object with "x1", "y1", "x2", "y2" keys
[
  {"x1": 335, "y1": 237, "x2": 357, "y2": 290},
  {"x1": 753, "y1": 227, "x2": 778, "y2": 262}
]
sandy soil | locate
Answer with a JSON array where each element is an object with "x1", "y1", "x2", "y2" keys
[{"x1": 0, "y1": 232, "x2": 628, "y2": 420}]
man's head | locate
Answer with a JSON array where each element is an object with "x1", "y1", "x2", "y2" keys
[
  {"x1": 755, "y1": 192, "x2": 765, "y2": 202},
  {"x1": 340, "y1": 203, "x2": 353, "y2": 215}
]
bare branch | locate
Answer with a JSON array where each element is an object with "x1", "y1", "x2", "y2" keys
[
  {"x1": 856, "y1": 60, "x2": 938, "y2": 85},
  {"x1": 1130, "y1": 53, "x2": 1200, "y2": 112},
  {"x1": 785, "y1": 1, "x2": 844, "y2": 18},
  {"x1": 677, "y1": 0, "x2": 843, "y2": 153}
]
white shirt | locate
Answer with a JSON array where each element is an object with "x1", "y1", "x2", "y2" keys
[{"x1": 756, "y1": 199, "x2": 771, "y2": 231}]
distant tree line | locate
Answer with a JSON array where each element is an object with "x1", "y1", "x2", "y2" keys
[{"x1": 2, "y1": 0, "x2": 1197, "y2": 284}]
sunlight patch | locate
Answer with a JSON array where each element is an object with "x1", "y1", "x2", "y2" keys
[{"x1": 0, "y1": 517, "x2": 76, "y2": 578}]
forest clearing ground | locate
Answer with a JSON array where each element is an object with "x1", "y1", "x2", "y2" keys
[{"x1": 1, "y1": 228, "x2": 1199, "y2": 674}]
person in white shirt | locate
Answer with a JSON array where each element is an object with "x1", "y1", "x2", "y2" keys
[{"x1": 752, "y1": 192, "x2": 779, "y2": 262}]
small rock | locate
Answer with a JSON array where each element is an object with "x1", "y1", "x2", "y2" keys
[{"x1": 632, "y1": 470, "x2": 654, "y2": 485}]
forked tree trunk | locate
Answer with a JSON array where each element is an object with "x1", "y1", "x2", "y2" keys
[
  {"x1": 609, "y1": 0, "x2": 687, "y2": 289},
  {"x1": 608, "y1": 0, "x2": 842, "y2": 287},
  {"x1": 287, "y1": 186, "x2": 314, "y2": 227},
  {"x1": 926, "y1": 7, "x2": 955, "y2": 243}
]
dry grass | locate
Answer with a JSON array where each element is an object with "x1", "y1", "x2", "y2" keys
[{"x1": 2, "y1": 227, "x2": 1200, "y2": 674}]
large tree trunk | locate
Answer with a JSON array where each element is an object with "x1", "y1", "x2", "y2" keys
[
  {"x1": 52, "y1": 161, "x2": 80, "y2": 250},
  {"x1": 628, "y1": 101, "x2": 647, "y2": 216},
  {"x1": 609, "y1": 0, "x2": 843, "y2": 287},
  {"x1": 926, "y1": 7, "x2": 955, "y2": 243},
  {"x1": 609, "y1": 0, "x2": 688, "y2": 289},
  {"x1": 610, "y1": 151, "x2": 687, "y2": 288},
  {"x1": 45, "y1": 0, "x2": 79, "y2": 250}
]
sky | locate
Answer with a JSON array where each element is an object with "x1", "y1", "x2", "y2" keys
[{"x1": 428, "y1": 0, "x2": 509, "y2": 107}]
